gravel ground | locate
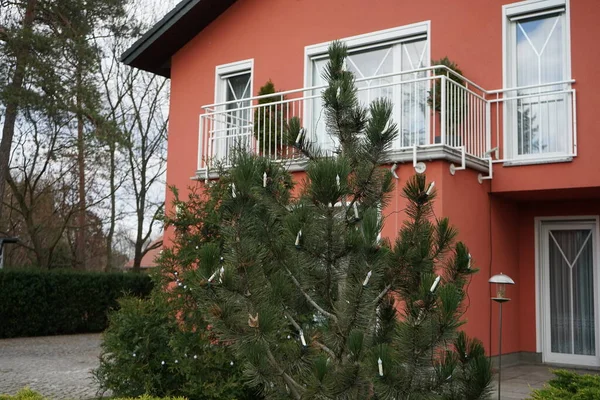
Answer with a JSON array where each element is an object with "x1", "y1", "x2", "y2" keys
[{"x1": 0, "y1": 334, "x2": 105, "y2": 399}]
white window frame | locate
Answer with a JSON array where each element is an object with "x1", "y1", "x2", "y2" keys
[
  {"x1": 214, "y1": 59, "x2": 254, "y2": 105},
  {"x1": 304, "y1": 21, "x2": 431, "y2": 89},
  {"x1": 211, "y1": 59, "x2": 254, "y2": 164},
  {"x1": 303, "y1": 22, "x2": 431, "y2": 151},
  {"x1": 502, "y1": 0, "x2": 572, "y2": 161},
  {"x1": 535, "y1": 215, "x2": 600, "y2": 367}
]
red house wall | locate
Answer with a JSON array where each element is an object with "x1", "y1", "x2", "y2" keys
[{"x1": 163, "y1": 0, "x2": 600, "y2": 356}]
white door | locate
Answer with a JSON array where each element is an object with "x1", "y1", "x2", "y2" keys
[{"x1": 541, "y1": 221, "x2": 599, "y2": 366}]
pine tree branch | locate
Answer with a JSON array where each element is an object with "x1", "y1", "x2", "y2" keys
[
  {"x1": 284, "y1": 311, "x2": 301, "y2": 331},
  {"x1": 373, "y1": 284, "x2": 392, "y2": 305},
  {"x1": 285, "y1": 266, "x2": 338, "y2": 324},
  {"x1": 314, "y1": 340, "x2": 336, "y2": 360},
  {"x1": 265, "y1": 348, "x2": 304, "y2": 399}
]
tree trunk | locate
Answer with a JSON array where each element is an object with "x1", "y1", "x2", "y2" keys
[
  {"x1": 0, "y1": 0, "x2": 37, "y2": 223},
  {"x1": 105, "y1": 144, "x2": 116, "y2": 272},
  {"x1": 75, "y1": 66, "x2": 86, "y2": 270}
]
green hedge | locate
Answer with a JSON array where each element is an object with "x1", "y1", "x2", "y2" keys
[
  {"x1": 529, "y1": 369, "x2": 600, "y2": 399},
  {"x1": 0, "y1": 270, "x2": 153, "y2": 338}
]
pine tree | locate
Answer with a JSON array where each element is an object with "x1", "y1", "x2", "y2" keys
[{"x1": 172, "y1": 41, "x2": 492, "y2": 399}]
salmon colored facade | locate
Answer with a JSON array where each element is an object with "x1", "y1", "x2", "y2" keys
[{"x1": 126, "y1": 0, "x2": 600, "y2": 367}]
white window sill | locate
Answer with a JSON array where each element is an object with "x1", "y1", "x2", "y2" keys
[{"x1": 502, "y1": 156, "x2": 573, "y2": 167}]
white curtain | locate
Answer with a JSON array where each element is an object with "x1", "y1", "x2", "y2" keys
[
  {"x1": 549, "y1": 229, "x2": 595, "y2": 356},
  {"x1": 515, "y1": 13, "x2": 568, "y2": 156}
]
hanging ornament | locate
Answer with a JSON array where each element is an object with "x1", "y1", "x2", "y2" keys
[
  {"x1": 299, "y1": 329, "x2": 307, "y2": 347},
  {"x1": 378, "y1": 357, "x2": 384, "y2": 376},
  {"x1": 353, "y1": 202, "x2": 360, "y2": 220},
  {"x1": 161, "y1": 361, "x2": 165, "y2": 366},
  {"x1": 362, "y1": 270, "x2": 372, "y2": 287},
  {"x1": 263, "y1": 172, "x2": 268, "y2": 188},
  {"x1": 426, "y1": 181, "x2": 435, "y2": 196},
  {"x1": 467, "y1": 253, "x2": 472, "y2": 270},
  {"x1": 248, "y1": 313, "x2": 259, "y2": 328},
  {"x1": 219, "y1": 266, "x2": 225, "y2": 283},
  {"x1": 295, "y1": 230, "x2": 302, "y2": 249},
  {"x1": 194, "y1": 355, "x2": 198, "y2": 359},
  {"x1": 230, "y1": 361, "x2": 234, "y2": 366},
  {"x1": 231, "y1": 183, "x2": 237, "y2": 198},
  {"x1": 132, "y1": 353, "x2": 136, "y2": 357},
  {"x1": 336, "y1": 175, "x2": 340, "y2": 190},
  {"x1": 208, "y1": 270, "x2": 217, "y2": 283},
  {"x1": 336, "y1": 87, "x2": 341, "y2": 98},
  {"x1": 430, "y1": 275, "x2": 441, "y2": 293},
  {"x1": 175, "y1": 359, "x2": 179, "y2": 364},
  {"x1": 295, "y1": 128, "x2": 305, "y2": 145}
]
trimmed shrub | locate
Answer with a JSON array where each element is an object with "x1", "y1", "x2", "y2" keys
[
  {"x1": 529, "y1": 369, "x2": 600, "y2": 399},
  {"x1": 94, "y1": 294, "x2": 258, "y2": 400},
  {"x1": 0, "y1": 270, "x2": 152, "y2": 338}
]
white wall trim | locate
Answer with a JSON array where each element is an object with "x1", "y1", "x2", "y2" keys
[
  {"x1": 213, "y1": 59, "x2": 254, "y2": 104},
  {"x1": 303, "y1": 21, "x2": 431, "y2": 90},
  {"x1": 504, "y1": 0, "x2": 566, "y2": 18},
  {"x1": 534, "y1": 215, "x2": 600, "y2": 357}
]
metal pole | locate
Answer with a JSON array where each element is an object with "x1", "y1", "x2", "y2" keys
[{"x1": 498, "y1": 302, "x2": 503, "y2": 400}]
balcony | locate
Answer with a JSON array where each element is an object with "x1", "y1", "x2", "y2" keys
[{"x1": 197, "y1": 66, "x2": 576, "y2": 180}]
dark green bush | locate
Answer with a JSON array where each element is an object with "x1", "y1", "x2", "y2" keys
[
  {"x1": 529, "y1": 369, "x2": 600, "y2": 399},
  {"x1": 0, "y1": 270, "x2": 152, "y2": 338},
  {"x1": 94, "y1": 294, "x2": 258, "y2": 400}
]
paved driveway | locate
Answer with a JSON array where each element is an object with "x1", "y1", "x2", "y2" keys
[
  {"x1": 1, "y1": 334, "x2": 597, "y2": 400},
  {"x1": 0, "y1": 334, "x2": 103, "y2": 399}
]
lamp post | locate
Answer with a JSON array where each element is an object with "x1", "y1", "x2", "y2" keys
[{"x1": 489, "y1": 273, "x2": 515, "y2": 400}]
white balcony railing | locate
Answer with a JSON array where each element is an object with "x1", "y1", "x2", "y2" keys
[{"x1": 198, "y1": 66, "x2": 576, "y2": 176}]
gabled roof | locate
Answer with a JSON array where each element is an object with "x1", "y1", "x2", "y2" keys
[{"x1": 121, "y1": 0, "x2": 238, "y2": 77}]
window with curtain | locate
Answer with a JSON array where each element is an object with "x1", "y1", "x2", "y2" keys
[
  {"x1": 215, "y1": 70, "x2": 252, "y2": 163},
  {"x1": 548, "y1": 229, "x2": 595, "y2": 357},
  {"x1": 309, "y1": 37, "x2": 428, "y2": 153},
  {"x1": 506, "y1": 6, "x2": 571, "y2": 158}
]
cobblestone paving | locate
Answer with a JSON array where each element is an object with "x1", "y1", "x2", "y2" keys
[{"x1": 0, "y1": 334, "x2": 104, "y2": 399}]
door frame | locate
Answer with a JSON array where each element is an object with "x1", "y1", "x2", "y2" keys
[{"x1": 535, "y1": 216, "x2": 600, "y2": 366}]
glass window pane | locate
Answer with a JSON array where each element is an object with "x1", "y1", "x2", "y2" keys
[{"x1": 513, "y1": 13, "x2": 568, "y2": 156}]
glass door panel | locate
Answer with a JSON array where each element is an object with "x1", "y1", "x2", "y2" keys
[
  {"x1": 310, "y1": 38, "x2": 428, "y2": 153},
  {"x1": 543, "y1": 223, "x2": 599, "y2": 366}
]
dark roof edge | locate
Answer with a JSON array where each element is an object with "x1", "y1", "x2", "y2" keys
[{"x1": 120, "y1": 0, "x2": 200, "y2": 73}]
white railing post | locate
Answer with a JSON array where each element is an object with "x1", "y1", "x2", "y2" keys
[
  {"x1": 198, "y1": 114, "x2": 204, "y2": 171},
  {"x1": 485, "y1": 101, "x2": 491, "y2": 159},
  {"x1": 572, "y1": 90, "x2": 577, "y2": 157},
  {"x1": 440, "y1": 76, "x2": 446, "y2": 145}
]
